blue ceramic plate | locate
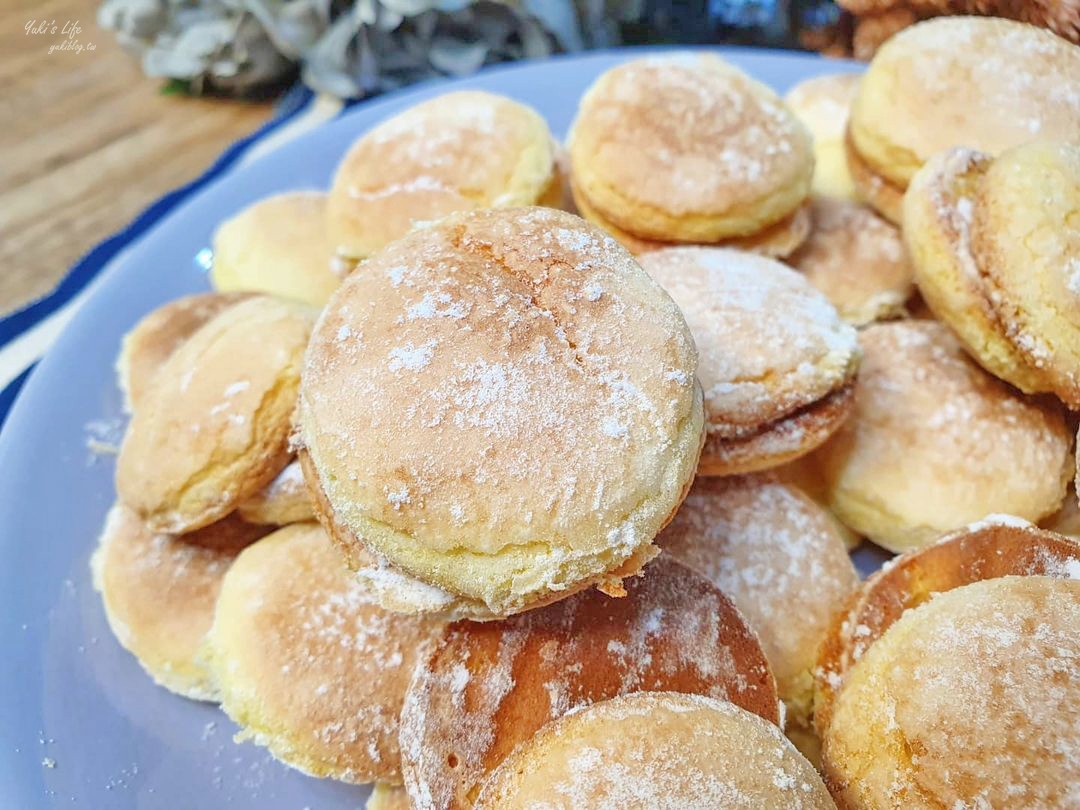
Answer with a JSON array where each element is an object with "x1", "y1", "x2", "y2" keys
[{"x1": 0, "y1": 49, "x2": 869, "y2": 808}]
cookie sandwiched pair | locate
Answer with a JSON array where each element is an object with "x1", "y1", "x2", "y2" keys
[
  {"x1": 640, "y1": 248, "x2": 861, "y2": 477},
  {"x1": 100, "y1": 291, "x2": 325, "y2": 701},
  {"x1": 816, "y1": 519, "x2": 1080, "y2": 809},
  {"x1": 568, "y1": 54, "x2": 815, "y2": 259},
  {"x1": 812, "y1": 320, "x2": 1073, "y2": 553},
  {"x1": 298, "y1": 207, "x2": 705, "y2": 620}
]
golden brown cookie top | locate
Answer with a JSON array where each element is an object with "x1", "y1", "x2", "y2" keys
[
  {"x1": 817, "y1": 320, "x2": 1072, "y2": 552},
  {"x1": 850, "y1": 16, "x2": 1080, "y2": 186},
  {"x1": 327, "y1": 91, "x2": 554, "y2": 259},
  {"x1": 823, "y1": 576, "x2": 1080, "y2": 809},
  {"x1": 815, "y1": 518, "x2": 1080, "y2": 736},
  {"x1": 211, "y1": 191, "x2": 341, "y2": 306},
  {"x1": 570, "y1": 54, "x2": 813, "y2": 242},
  {"x1": 208, "y1": 523, "x2": 444, "y2": 784},
  {"x1": 791, "y1": 197, "x2": 912, "y2": 325},
  {"x1": 92, "y1": 505, "x2": 264, "y2": 701},
  {"x1": 640, "y1": 247, "x2": 859, "y2": 439},
  {"x1": 116, "y1": 292, "x2": 251, "y2": 413},
  {"x1": 660, "y1": 474, "x2": 858, "y2": 714},
  {"x1": 300, "y1": 208, "x2": 702, "y2": 614}
]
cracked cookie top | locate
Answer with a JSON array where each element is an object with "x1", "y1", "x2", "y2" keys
[{"x1": 298, "y1": 207, "x2": 703, "y2": 615}]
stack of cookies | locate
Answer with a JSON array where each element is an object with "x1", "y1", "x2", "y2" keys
[{"x1": 93, "y1": 16, "x2": 1080, "y2": 809}]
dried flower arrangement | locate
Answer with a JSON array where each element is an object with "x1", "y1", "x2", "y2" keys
[{"x1": 97, "y1": 0, "x2": 643, "y2": 98}]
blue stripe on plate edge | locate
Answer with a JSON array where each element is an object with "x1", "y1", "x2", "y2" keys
[{"x1": 0, "y1": 85, "x2": 316, "y2": 427}]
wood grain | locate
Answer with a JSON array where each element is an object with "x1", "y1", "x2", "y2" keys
[{"x1": 0, "y1": 0, "x2": 273, "y2": 316}]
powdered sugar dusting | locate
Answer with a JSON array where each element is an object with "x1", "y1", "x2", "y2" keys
[
  {"x1": 836, "y1": 321, "x2": 1072, "y2": 545},
  {"x1": 923, "y1": 147, "x2": 990, "y2": 287},
  {"x1": 880, "y1": 18, "x2": 1080, "y2": 161},
  {"x1": 214, "y1": 525, "x2": 443, "y2": 783},
  {"x1": 406, "y1": 291, "x2": 471, "y2": 321},
  {"x1": 574, "y1": 54, "x2": 811, "y2": 216},
  {"x1": 659, "y1": 475, "x2": 857, "y2": 716},
  {"x1": 93, "y1": 506, "x2": 261, "y2": 701},
  {"x1": 85, "y1": 417, "x2": 126, "y2": 462},
  {"x1": 819, "y1": 519, "x2": 1080, "y2": 731},
  {"x1": 791, "y1": 197, "x2": 912, "y2": 326},
  {"x1": 828, "y1": 576, "x2": 1080, "y2": 809},
  {"x1": 641, "y1": 248, "x2": 857, "y2": 438},
  {"x1": 388, "y1": 341, "x2": 436, "y2": 372},
  {"x1": 300, "y1": 207, "x2": 699, "y2": 612},
  {"x1": 386, "y1": 485, "x2": 411, "y2": 509},
  {"x1": 334, "y1": 91, "x2": 554, "y2": 248},
  {"x1": 478, "y1": 692, "x2": 831, "y2": 809},
  {"x1": 399, "y1": 557, "x2": 776, "y2": 809},
  {"x1": 352, "y1": 552, "x2": 457, "y2": 613}
]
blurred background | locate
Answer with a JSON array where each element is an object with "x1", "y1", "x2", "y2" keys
[
  {"x1": 92, "y1": 0, "x2": 1077, "y2": 99},
  {"x1": 90, "y1": 0, "x2": 848, "y2": 100}
]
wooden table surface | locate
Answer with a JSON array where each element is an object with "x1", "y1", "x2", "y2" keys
[{"x1": 0, "y1": 0, "x2": 274, "y2": 317}]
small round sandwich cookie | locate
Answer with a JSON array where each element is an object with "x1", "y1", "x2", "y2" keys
[
  {"x1": 327, "y1": 91, "x2": 556, "y2": 262},
  {"x1": 784, "y1": 72, "x2": 861, "y2": 200},
  {"x1": 569, "y1": 54, "x2": 813, "y2": 247},
  {"x1": 790, "y1": 197, "x2": 913, "y2": 326},
  {"x1": 206, "y1": 523, "x2": 444, "y2": 784},
  {"x1": 905, "y1": 143, "x2": 1080, "y2": 405},
  {"x1": 399, "y1": 557, "x2": 779, "y2": 810},
  {"x1": 236, "y1": 459, "x2": 314, "y2": 526},
  {"x1": 639, "y1": 247, "x2": 859, "y2": 477},
  {"x1": 117, "y1": 296, "x2": 316, "y2": 534},
  {"x1": 474, "y1": 692, "x2": 835, "y2": 810},
  {"x1": 847, "y1": 16, "x2": 1080, "y2": 221},
  {"x1": 814, "y1": 516, "x2": 1080, "y2": 736},
  {"x1": 659, "y1": 474, "x2": 858, "y2": 743},
  {"x1": 115, "y1": 292, "x2": 251, "y2": 413},
  {"x1": 822, "y1": 576, "x2": 1080, "y2": 809},
  {"x1": 299, "y1": 208, "x2": 704, "y2": 618},
  {"x1": 211, "y1": 191, "x2": 341, "y2": 307},
  {"x1": 91, "y1": 505, "x2": 268, "y2": 701},
  {"x1": 816, "y1": 321, "x2": 1072, "y2": 553}
]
